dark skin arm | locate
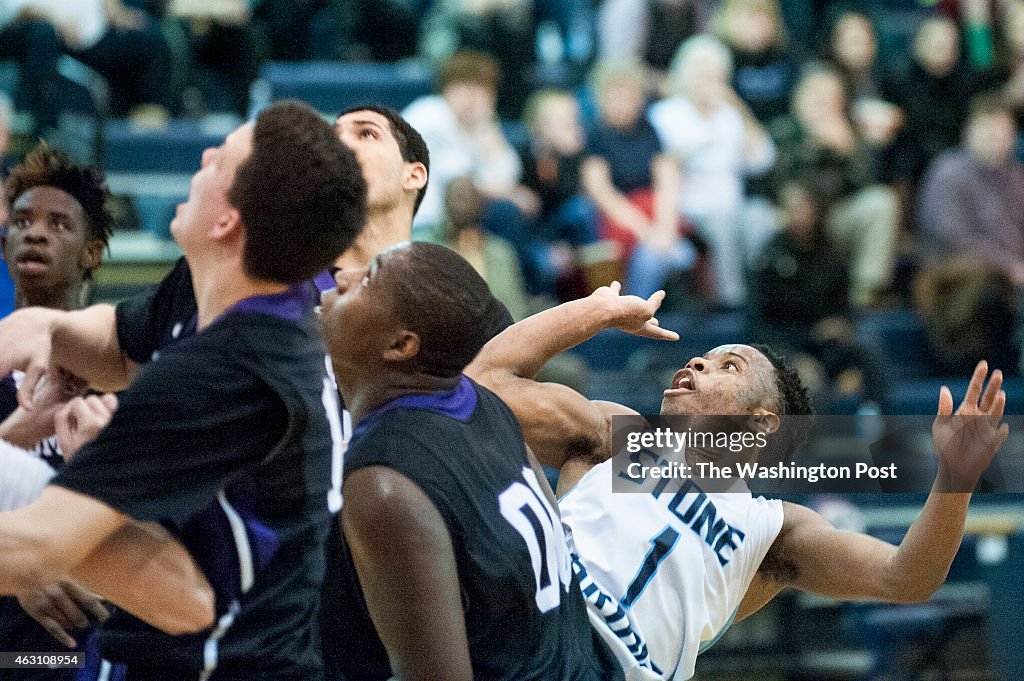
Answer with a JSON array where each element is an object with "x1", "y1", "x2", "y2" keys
[
  {"x1": 466, "y1": 283, "x2": 676, "y2": 475},
  {"x1": 739, "y1": 362, "x2": 1008, "y2": 621},
  {"x1": 342, "y1": 467, "x2": 473, "y2": 681}
]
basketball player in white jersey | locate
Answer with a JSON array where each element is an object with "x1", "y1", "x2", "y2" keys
[{"x1": 467, "y1": 282, "x2": 1008, "y2": 680}]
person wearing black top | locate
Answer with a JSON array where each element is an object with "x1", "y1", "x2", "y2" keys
[
  {"x1": 0, "y1": 100, "x2": 367, "y2": 680},
  {"x1": 319, "y1": 241, "x2": 620, "y2": 681}
]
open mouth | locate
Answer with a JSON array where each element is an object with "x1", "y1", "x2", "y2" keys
[
  {"x1": 666, "y1": 368, "x2": 697, "y2": 394},
  {"x1": 14, "y1": 250, "x2": 52, "y2": 274}
]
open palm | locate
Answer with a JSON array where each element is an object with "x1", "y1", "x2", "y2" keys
[{"x1": 932, "y1": 361, "x2": 1010, "y2": 491}]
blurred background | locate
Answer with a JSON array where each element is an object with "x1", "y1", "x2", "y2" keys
[{"x1": 1, "y1": 0, "x2": 1024, "y2": 677}]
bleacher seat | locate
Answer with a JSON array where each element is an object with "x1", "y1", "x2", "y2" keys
[
  {"x1": 886, "y1": 377, "x2": 1024, "y2": 415},
  {"x1": 250, "y1": 61, "x2": 434, "y2": 117},
  {"x1": 855, "y1": 309, "x2": 936, "y2": 380},
  {"x1": 103, "y1": 119, "x2": 225, "y2": 173}
]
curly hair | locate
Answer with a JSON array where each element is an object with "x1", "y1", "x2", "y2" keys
[
  {"x1": 750, "y1": 343, "x2": 814, "y2": 464},
  {"x1": 229, "y1": 100, "x2": 367, "y2": 284},
  {"x1": 5, "y1": 143, "x2": 112, "y2": 247},
  {"x1": 339, "y1": 104, "x2": 430, "y2": 215}
]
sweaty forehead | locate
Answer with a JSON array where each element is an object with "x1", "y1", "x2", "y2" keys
[{"x1": 12, "y1": 186, "x2": 86, "y2": 222}]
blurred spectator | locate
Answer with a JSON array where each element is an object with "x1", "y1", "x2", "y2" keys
[
  {"x1": 167, "y1": 0, "x2": 265, "y2": 117},
  {"x1": 426, "y1": 177, "x2": 530, "y2": 321},
  {"x1": 883, "y1": 16, "x2": 994, "y2": 183},
  {"x1": 0, "y1": 0, "x2": 175, "y2": 121},
  {"x1": 749, "y1": 180, "x2": 887, "y2": 402},
  {"x1": 0, "y1": 96, "x2": 9, "y2": 317},
  {"x1": 0, "y1": 93, "x2": 10, "y2": 175},
  {"x1": 420, "y1": 0, "x2": 534, "y2": 118},
  {"x1": 649, "y1": 35, "x2": 775, "y2": 307},
  {"x1": 770, "y1": 67, "x2": 898, "y2": 307},
  {"x1": 597, "y1": 0, "x2": 710, "y2": 81},
  {"x1": 995, "y1": 0, "x2": 1024, "y2": 133},
  {"x1": 828, "y1": 13, "x2": 904, "y2": 179},
  {"x1": 403, "y1": 50, "x2": 557, "y2": 294},
  {"x1": 713, "y1": 0, "x2": 799, "y2": 124},
  {"x1": 315, "y1": 0, "x2": 423, "y2": 61},
  {"x1": 520, "y1": 90, "x2": 599, "y2": 259},
  {"x1": 918, "y1": 95, "x2": 1024, "y2": 286},
  {"x1": 252, "y1": 0, "x2": 325, "y2": 61},
  {"x1": 581, "y1": 60, "x2": 697, "y2": 299},
  {"x1": 914, "y1": 256, "x2": 1019, "y2": 376}
]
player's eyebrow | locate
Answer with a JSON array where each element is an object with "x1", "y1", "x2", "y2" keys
[{"x1": 723, "y1": 352, "x2": 748, "y2": 365}]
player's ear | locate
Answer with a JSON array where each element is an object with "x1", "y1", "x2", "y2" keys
[
  {"x1": 211, "y1": 207, "x2": 243, "y2": 242},
  {"x1": 750, "y1": 408, "x2": 780, "y2": 436},
  {"x1": 403, "y1": 162, "x2": 427, "y2": 193},
  {"x1": 384, "y1": 330, "x2": 420, "y2": 363},
  {"x1": 81, "y1": 240, "x2": 104, "y2": 273}
]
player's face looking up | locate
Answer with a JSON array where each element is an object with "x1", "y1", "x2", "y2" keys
[
  {"x1": 335, "y1": 110, "x2": 409, "y2": 211},
  {"x1": 662, "y1": 344, "x2": 780, "y2": 417},
  {"x1": 171, "y1": 123, "x2": 254, "y2": 248},
  {"x1": 321, "y1": 249, "x2": 408, "y2": 381},
  {"x1": 2, "y1": 187, "x2": 101, "y2": 301}
]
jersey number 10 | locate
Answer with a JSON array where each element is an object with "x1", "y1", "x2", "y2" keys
[{"x1": 499, "y1": 468, "x2": 573, "y2": 614}]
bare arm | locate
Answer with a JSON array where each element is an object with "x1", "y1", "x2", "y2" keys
[
  {"x1": 342, "y1": 467, "x2": 473, "y2": 681},
  {"x1": 746, "y1": 362, "x2": 1008, "y2": 608},
  {"x1": 466, "y1": 284, "x2": 675, "y2": 469},
  {"x1": 650, "y1": 154, "x2": 681, "y2": 235},
  {"x1": 51, "y1": 304, "x2": 138, "y2": 394}
]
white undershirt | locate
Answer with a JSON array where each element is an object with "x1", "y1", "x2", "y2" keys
[{"x1": 0, "y1": 440, "x2": 54, "y2": 511}]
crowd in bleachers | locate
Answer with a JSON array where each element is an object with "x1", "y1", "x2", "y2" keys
[{"x1": 3, "y1": 0, "x2": 1024, "y2": 413}]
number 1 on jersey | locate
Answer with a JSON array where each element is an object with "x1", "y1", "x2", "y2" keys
[{"x1": 621, "y1": 526, "x2": 681, "y2": 608}]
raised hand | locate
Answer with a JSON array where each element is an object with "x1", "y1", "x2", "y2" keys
[
  {"x1": 932, "y1": 361, "x2": 1010, "y2": 491},
  {"x1": 590, "y1": 281, "x2": 679, "y2": 341}
]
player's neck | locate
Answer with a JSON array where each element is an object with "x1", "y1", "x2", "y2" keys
[
  {"x1": 347, "y1": 373, "x2": 462, "y2": 425},
  {"x1": 15, "y1": 284, "x2": 82, "y2": 312},
  {"x1": 191, "y1": 259, "x2": 287, "y2": 330},
  {"x1": 333, "y1": 206, "x2": 412, "y2": 272}
]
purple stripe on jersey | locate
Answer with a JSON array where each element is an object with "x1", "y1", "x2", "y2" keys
[
  {"x1": 354, "y1": 375, "x2": 478, "y2": 438},
  {"x1": 224, "y1": 282, "x2": 312, "y2": 322},
  {"x1": 314, "y1": 270, "x2": 336, "y2": 293},
  {"x1": 1, "y1": 373, "x2": 15, "y2": 392}
]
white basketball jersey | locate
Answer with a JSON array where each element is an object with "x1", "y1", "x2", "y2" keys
[{"x1": 560, "y1": 460, "x2": 784, "y2": 680}]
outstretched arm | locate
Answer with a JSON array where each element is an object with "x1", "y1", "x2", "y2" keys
[
  {"x1": 746, "y1": 362, "x2": 1008, "y2": 613},
  {"x1": 466, "y1": 283, "x2": 677, "y2": 470}
]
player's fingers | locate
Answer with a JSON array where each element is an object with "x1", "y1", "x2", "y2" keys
[
  {"x1": 99, "y1": 393, "x2": 119, "y2": 413},
  {"x1": 36, "y1": 617, "x2": 77, "y2": 649},
  {"x1": 981, "y1": 370, "x2": 1004, "y2": 413},
  {"x1": 961, "y1": 360, "x2": 989, "y2": 411},
  {"x1": 47, "y1": 585, "x2": 90, "y2": 630},
  {"x1": 17, "y1": 364, "x2": 46, "y2": 410},
  {"x1": 641, "y1": 325, "x2": 679, "y2": 341},
  {"x1": 990, "y1": 390, "x2": 1007, "y2": 425},
  {"x1": 937, "y1": 386, "x2": 954, "y2": 417},
  {"x1": 647, "y1": 290, "x2": 666, "y2": 311},
  {"x1": 61, "y1": 582, "x2": 110, "y2": 623},
  {"x1": 609, "y1": 281, "x2": 621, "y2": 294}
]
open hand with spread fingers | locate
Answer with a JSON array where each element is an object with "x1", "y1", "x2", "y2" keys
[
  {"x1": 932, "y1": 361, "x2": 1010, "y2": 492},
  {"x1": 590, "y1": 281, "x2": 680, "y2": 341}
]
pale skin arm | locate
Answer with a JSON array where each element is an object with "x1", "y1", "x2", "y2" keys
[
  {"x1": 738, "y1": 362, "x2": 1008, "y2": 621},
  {"x1": 0, "y1": 305, "x2": 137, "y2": 409},
  {"x1": 650, "y1": 154, "x2": 681, "y2": 240},
  {"x1": 342, "y1": 467, "x2": 473, "y2": 681},
  {"x1": 1, "y1": 396, "x2": 214, "y2": 636},
  {"x1": 466, "y1": 283, "x2": 676, "y2": 473}
]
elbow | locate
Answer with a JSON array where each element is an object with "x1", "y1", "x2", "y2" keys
[
  {"x1": 887, "y1": 575, "x2": 946, "y2": 604},
  {"x1": 157, "y1": 583, "x2": 216, "y2": 635}
]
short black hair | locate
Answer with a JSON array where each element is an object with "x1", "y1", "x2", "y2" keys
[
  {"x1": 230, "y1": 100, "x2": 367, "y2": 284},
  {"x1": 5, "y1": 142, "x2": 112, "y2": 248},
  {"x1": 339, "y1": 104, "x2": 430, "y2": 215},
  {"x1": 385, "y1": 242, "x2": 507, "y2": 378},
  {"x1": 750, "y1": 343, "x2": 814, "y2": 464}
]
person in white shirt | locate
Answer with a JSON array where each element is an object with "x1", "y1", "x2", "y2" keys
[
  {"x1": 649, "y1": 35, "x2": 776, "y2": 307},
  {"x1": 467, "y1": 283, "x2": 1008, "y2": 680}
]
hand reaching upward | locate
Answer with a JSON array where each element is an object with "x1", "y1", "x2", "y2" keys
[
  {"x1": 932, "y1": 361, "x2": 1010, "y2": 491},
  {"x1": 590, "y1": 281, "x2": 679, "y2": 341}
]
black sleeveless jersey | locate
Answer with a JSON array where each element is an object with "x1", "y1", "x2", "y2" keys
[
  {"x1": 54, "y1": 288, "x2": 343, "y2": 680},
  {"x1": 321, "y1": 377, "x2": 621, "y2": 681}
]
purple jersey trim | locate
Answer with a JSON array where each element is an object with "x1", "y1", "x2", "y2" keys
[{"x1": 353, "y1": 375, "x2": 478, "y2": 438}]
